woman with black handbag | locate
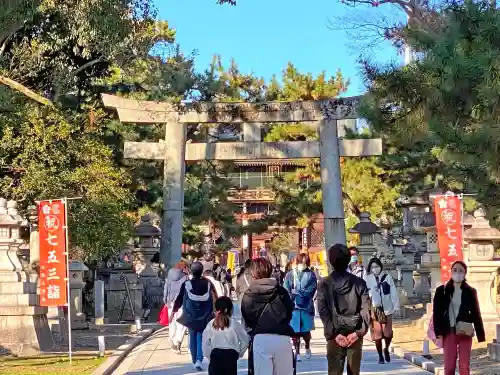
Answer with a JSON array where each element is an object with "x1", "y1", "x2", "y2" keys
[
  {"x1": 364, "y1": 257, "x2": 400, "y2": 364},
  {"x1": 433, "y1": 261, "x2": 485, "y2": 375}
]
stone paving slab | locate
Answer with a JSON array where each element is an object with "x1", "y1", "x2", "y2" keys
[{"x1": 113, "y1": 329, "x2": 432, "y2": 375}]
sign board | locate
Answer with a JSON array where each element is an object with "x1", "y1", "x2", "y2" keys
[
  {"x1": 38, "y1": 199, "x2": 68, "y2": 307},
  {"x1": 434, "y1": 195, "x2": 464, "y2": 283}
]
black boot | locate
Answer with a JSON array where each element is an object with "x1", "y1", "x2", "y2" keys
[
  {"x1": 375, "y1": 339, "x2": 384, "y2": 364},
  {"x1": 384, "y1": 336, "x2": 393, "y2": 363}
]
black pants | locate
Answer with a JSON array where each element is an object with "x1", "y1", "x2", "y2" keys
[
  {"x1": 326, "y1": 339, "x2": 362, "y2": 375},
  {"x1": 209, "y1": 348, "x2": 239, "y2": 375}
]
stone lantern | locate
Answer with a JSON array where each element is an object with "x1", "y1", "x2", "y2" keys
[
  {"x1": 464, "y1": 208, "x2": 500, "y2": 320},
  {"x1": 348, "y1": 212, "x2": 380, "y2": 267},
  {"x1": 27, "y1": 205, "x2": 40, "y2": 273},
  {"x1": 0, "y1": 198, "x2": 53, "y2": 354},
  {"x1": 133, "y1": 215, "x2": 161, "y2": 278},
  {"x1": 69, "y1": 260, "x2": 89, "y2": 329},
  {"x1": 397, "y1": 192, "x2": 430, "y2": 236}
]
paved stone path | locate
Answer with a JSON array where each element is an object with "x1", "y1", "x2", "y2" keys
[{"x1": 113, "y1": 323, "x2": 432, "y2": 375}]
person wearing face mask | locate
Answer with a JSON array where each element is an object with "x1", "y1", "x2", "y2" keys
[
  {"x1": 284, "y1": 253, "x2": 318, "y2": 362},
  {"x1": 433, "y1": 261, "x2": 485, "y2": 375},
  {"x1": 348, "y1": 247, "x2": 366, "y2": 279},
  {"x1": 364, "y1": 257, "x2": 400, "y2": 364}
]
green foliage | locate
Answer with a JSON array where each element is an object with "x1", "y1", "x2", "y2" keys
[
  {"x1": 0, "y1": 0, "x2": 175, "y2": 105},
  {"x1": 183, "y1": 161, "x2": 242, "y2": 245},
  {"x1": 0, "y1": 105, "x2": 133, "y2": 262},
  {"x1": 361, "y1": 0, "x2": 500, "y2": 222},
  {"x1": 264, "y1": 123, "x2": 318, "y2": 142},
  {"x1": 259, "y1": 63, "x2": 399, "y2": 229},
  {"x1": 341, "y1": 158, "x2": 400, "y2": 219},
  {"x1": 266, "y1": 232, "x2": 296, "y2": 255},
  {"x1": 265, "y1": 62, "x2": 349, "y2": 101}
]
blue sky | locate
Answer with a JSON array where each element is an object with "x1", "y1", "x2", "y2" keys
[{"x1": 156, "y1": 0, "x2": 402, "y2": 96}]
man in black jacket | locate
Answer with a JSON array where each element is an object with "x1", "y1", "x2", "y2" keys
[{"x1": 317, "y1": 244, "x2": 371, "y2": 375}]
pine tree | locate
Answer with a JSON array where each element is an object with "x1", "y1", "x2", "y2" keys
[{"x1": 361, "y1": 0, "x2": 499, "y2": 220}]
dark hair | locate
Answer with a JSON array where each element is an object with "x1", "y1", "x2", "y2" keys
[
  {"x1": 297, "y1": 253, "x2": 311, "y2": 267},
  {"x1": 191, "y1": 261, "x2": 203, "y2": 278},
  {"x1": 328, "y1": 244, "x2": 351, "y2": 272},
  {"x1": 251, "y1": 258, "x2": 273, "y2": 280},
  {"x1": 445, "y1": 260, "x2": 469, "y2": 293},
  {"x1": 203, "y1": 269, "x2": 215, "y2": 278},
  {"x1": 213, "y1": 296, "x2": 233, "y2": 330},
  {"x1": 451, "y1": 260, "x2": 468, "y2": 274},
  {"x1": 348, "y1": 246, "x2": 359, "y2": 255},
  {"x1": 367, "y1": 257, "x2": 383, "y2": 273},
  {"x1": 244, "y1": 259, "x2": 252, "y2": 268}
]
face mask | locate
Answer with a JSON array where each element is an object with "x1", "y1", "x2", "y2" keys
[
  {"x1": 350, "y1": 256, "x2": 358, "y2": 264},
  {"x1": 371, "y1": 266, "x2": 381, "y2": 275},
  {"x1": 451, "y1": 272, "x2": 465, "y2": 283},
  {"x1": 297, "y1": 264, "x2": 306, "y2": 272}
]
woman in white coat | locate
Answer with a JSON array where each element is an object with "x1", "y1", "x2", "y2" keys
[{"x1": 364, "y1": 257, "x2": 400, "y2": 364}]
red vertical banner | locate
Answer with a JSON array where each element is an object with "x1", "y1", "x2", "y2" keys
[
  {"x1": 38, "y1": 200, "x2": 68, "y2": 307},
  {"x1": 434, "y1": 195, "x2": 464, "y2": 283}
]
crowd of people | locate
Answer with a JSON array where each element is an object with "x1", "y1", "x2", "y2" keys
[{"x1": 162, "y1": 245, "x2": 485, "y2": 375}]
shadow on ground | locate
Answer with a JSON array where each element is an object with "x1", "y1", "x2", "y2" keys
[{"x1": 122, "y1": 345, "x2": 430, "y2": 375}]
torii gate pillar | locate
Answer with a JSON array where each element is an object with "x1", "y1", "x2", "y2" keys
[
  {"x1": 162, "y1": 119, "x2": 186, "y2": 267},
  {"x1": 318, "y1": 118, "x2": 347, "y2": 261}
]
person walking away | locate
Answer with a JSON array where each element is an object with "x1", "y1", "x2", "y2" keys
[
  {"x1": 272, "y1": 264, "x2": 285, "y2": 285},
  {"x1": 202, "y1": 296, "x2": 249, "y2": 375},
  {"x1": 241, "y1": 258, "x2": 295, "y2": 375},
  {"x1": 171, "y1": 261, "x2": 217, "y2": 371},
  {"x1": 236, "y1": 259, "x2": 253, "y2": 322},
  {"x1": 164, "y1": 261, "x2": 189, "y2": 354},
  {"x1": 284, "y1": 253, "x2": 317, "y2": 362},
  {"x1": 236, "y1": 259, "x2": 253, "y2": 300},
  {"x1": 204, "y1": 269, "x2": 226, "y2": 298},
  {"x1": 347, "y1": 247, "x2": 366, "y2": 279},
  {"x1": 218, "y1": 267, "x2": 232, "y2": 297},
  {"x1": 433, "y1": 261, "x2": 485, "y2": 375},
  {"x1": 213, "y1": 263, "x2": 223, "y2": 281},
  {"x1": 364, "y1": 257, "x2": 400, "y2": 363},
  {"x1": 225, "y1": 268, "x2": 234, "y2": 297},
  {"x1": 317, "y1": 244, "x2": 370, "y2": 375}
]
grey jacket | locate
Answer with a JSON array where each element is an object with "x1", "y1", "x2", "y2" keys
[{"x1": 164, "y1": 268, "x2": 188, "y2": 306}]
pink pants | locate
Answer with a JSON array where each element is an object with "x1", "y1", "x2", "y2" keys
[{"x1": 443, "y1": 333, "x2": 473, "y2": 375}]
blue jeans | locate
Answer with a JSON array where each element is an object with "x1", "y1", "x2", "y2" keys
[{"x1": 188, "y1": 328, "x2": 203, "y2": 363}]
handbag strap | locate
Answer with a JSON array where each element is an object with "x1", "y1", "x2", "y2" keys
[
  {"x1": 252, "y1": 295, "x2": 276, "y2": 333},
  {"x1": 375, "y1": 275, "x2": 385, "y2": 305}
]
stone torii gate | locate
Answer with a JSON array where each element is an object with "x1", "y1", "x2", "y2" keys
[{"x1": 102, "y1": 94, "x2": 382, "y2": 266}]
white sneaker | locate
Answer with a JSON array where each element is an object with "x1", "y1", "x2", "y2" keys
[
  {"x1": 194, "y1": 360, "x2": 203, "y2": 371},
  {"x1": 305, "y1": 349, "x2": 312, "y2": 359},
  {"x1": 296, "y1": 354, "x2": 301, "y2": 362}
]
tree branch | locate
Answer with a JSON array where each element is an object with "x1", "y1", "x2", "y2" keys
[
  {"x1": 0, "y1": 75, "x2": 53, "y2": 106},
  {"x1": 70, "y1": 57, "x2": 106, "y2": 77},
  {"x1": 0, "y1": 22, "x2": 24, "y2": 57}
]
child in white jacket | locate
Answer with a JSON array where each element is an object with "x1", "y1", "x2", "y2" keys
[
  {"x1": 202, "y1": 296, "x2": 249, "y2": 375},
  {"x1": 364, "y1": 257, "x2": 400, "y2": 364}
]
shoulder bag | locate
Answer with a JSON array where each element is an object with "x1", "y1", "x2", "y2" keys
[
  {"x1": 372, "y1": 275, "x2": 388, "y2": 324},
  {"x1": 328, "y1": 281, "x2": 361, "y2": 334}
]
